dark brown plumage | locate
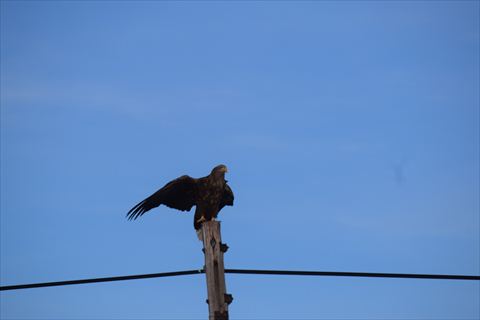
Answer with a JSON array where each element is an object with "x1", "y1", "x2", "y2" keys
[{"x1": 126, "y1": 165, "x2": 234, "y2": 230}]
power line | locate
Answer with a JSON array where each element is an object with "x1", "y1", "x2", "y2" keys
[
  {"x1": 1, "y1": 268, "x2": 478, "y2": 291},
  {"x1": 0, "y1": 269, "x2": 204, "y2": 291},
  {"x1": 224, "y1": 269, "x2": 480, "y2": 280}
]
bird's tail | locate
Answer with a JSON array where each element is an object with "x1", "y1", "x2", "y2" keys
[{"x1": 196, "y1": 229, "x2": 203, "y2": 242}]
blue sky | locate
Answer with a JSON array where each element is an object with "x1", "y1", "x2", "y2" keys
[{"x1": 0, "y1": 1, "x2": 479, "y2": 319}]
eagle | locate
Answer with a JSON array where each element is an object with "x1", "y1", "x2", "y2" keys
[{"x1": 126, "y1": 164, "x2": 234, "y2": 231}]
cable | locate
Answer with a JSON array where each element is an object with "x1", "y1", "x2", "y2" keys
[
  {"x1": 224, "y1": 269, "x2": 480, "y2": 280},
  {"x1": 1, "y1": 268, "x2": 478, "y2": 291},
  {"x1": 0, "y1": 269, "x2": 205, "y2": 291}
]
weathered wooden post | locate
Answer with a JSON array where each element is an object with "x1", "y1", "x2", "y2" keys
[{"x1": 201, "y1": 221, "x2": 233, "y2": 320}]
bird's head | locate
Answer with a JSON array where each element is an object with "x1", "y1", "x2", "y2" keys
[{"x1": 211, "y1": 164, "x2": 228, "y2": 180}]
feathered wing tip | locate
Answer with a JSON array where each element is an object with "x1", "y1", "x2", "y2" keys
[
  {"x1": 126, "y1": 200, "x2": 147, "y2": 220},
  {"x1": 126, "y1": 175, "x2": 198, "y2": 222}
]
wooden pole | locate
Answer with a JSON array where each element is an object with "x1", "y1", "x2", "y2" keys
[{"x1": 201, "y1": 221, "x2": 233, "y2": 320}]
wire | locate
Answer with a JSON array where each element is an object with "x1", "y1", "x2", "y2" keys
[
  {"x1": 224, "y1": 269, "x2": 480, "y2": 280},
  {"x1": 0, "y1": 269, "x2": 205, "y2": 291},
  {"x1": 1, "y1": 268, "x2": 478, "y2": 291}
]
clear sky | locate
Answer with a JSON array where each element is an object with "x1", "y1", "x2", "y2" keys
[{"x1": 0, "y1": 1, "x2": 479, "y2": 319}]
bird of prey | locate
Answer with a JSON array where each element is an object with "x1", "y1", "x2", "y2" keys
[{"x1": 126, "y1": 165, "x2": 234, "y2": 231}]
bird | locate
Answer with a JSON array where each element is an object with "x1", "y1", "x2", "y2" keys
[{"x1": 126, "y1": 164, "x2": 234, "y2": 233}]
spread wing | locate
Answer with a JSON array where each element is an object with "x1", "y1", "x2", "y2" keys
[
  {"x1": 219, "y1": 183, "x2": 234, "y2": 211},
  {"x1": 127, "y1": 175, "x2": 198, "y2": 220}
]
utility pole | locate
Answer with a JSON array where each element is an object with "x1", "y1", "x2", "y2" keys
[{"x1": 201, "y1": 221, "x2": 233, "y2": 320}]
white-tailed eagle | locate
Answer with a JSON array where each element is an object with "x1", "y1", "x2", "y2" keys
[{"x1": 127, "y1": 165, "x2": 234, "y2": 230}]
